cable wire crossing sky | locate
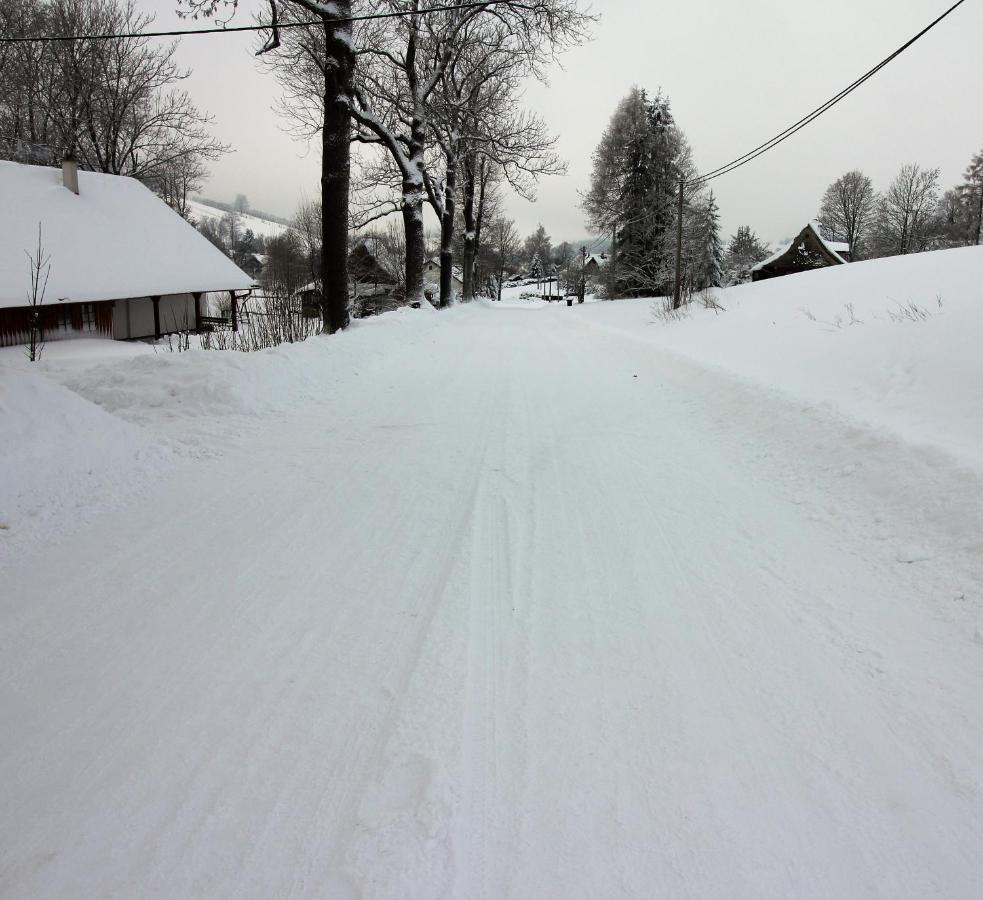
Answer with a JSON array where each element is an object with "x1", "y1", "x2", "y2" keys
[{"x1": 123, "y1": 0, "x2": 982, "y2": 245}]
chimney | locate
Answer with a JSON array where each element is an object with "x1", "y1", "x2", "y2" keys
[{"x1": 62, "y1": 154, "x2": 79, "y2": 195}]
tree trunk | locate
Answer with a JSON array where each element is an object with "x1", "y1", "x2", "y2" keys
[
  {"x1": 461, "y1": 152, "x2": 477, "y2": 302},
  {"x1": 320, "y1": 5, "x2": 354, "y2": 334},
  {"x1": 473, "y1": 159, "x2": 489, "y2": 294},
  {"x1": 439, "y1": 149, "x2": 458, "y2": 308},
  {"x1": 403, "y1": 171, "x2": 427, "y2": 307}
]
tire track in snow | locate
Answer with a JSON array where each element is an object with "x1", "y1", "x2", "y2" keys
[
  {"x1": 327, "y1": 330, "x2": 513, "y2": 896},
  {"x1": 452, "y1": 365, "x2": 534, "y2": 897}
]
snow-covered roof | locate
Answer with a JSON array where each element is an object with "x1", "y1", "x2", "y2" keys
[
  {"x1": 809, "y1": 221, "x2": 849, "y2": 257},
  {"x1": 751, "y1": 242, "x2": 791, "y2": 272},
  {"x1": 585, "y1": 253, "x2": 609, "y2": 267},
  {"x1": 751, "y1": 223, "x2": 847, "y2": 272},
  {"x1": 0, "y1": 162, "x2": 254, "y2": 309}
]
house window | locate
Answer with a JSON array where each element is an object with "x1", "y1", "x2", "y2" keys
[{"x1": 80, "y1": 303, "x2": 98, "y2": 332}]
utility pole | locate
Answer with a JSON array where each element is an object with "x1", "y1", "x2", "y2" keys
[
  {"x1": 975, "y1": 182, "x2": 983, "y2": 246},
  {"x1": 610, "y1": 223, "x2": 617, "y2": 300},
  {"x1": 673, "y1": 180, "x2": 684, "y2": 310},
  {"x1": 580, "y1": 245, "x2": 587, "y2": 303}
]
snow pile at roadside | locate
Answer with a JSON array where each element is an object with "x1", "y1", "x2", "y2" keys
[
  {"x1": 60, "y1": 306, "x2": 435, "y2": 432},
  {"x1": 0, "y1": 371, "x2": 171, "y2": 568},
  {"x1": 0, "y1": 306, "x2": 434, "y2": 565},
  {"x1": 63, "y1": 346, "x2": 325, "y2": 424},
  {"x1": 572, "y1": 246, "x2": 983, "y2": 470}
]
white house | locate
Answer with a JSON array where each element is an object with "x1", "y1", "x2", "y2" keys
[
  {"x1": 0, "y1": 159, "x2": 254, "y2": 347},
  {"x1": 423, "y1": 258, "x2": 464, "y2": 300}
]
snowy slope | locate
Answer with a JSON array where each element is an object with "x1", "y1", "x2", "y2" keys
[
  {"x1": 1, "y1": 253, "x2": 983, "y2": 897},
  {"x1": 568, "y1": 245, "x2": 983, "y2": 470},
  {"x1": 187, "y1": 199, "x2": 292, "y2": 240}
]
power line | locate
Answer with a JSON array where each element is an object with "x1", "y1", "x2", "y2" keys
[
  {"x1": 597, "y1": 0, "x2": 970, "y2": 258},
  {"x1": 0, "y1": 0, "x2": 515, "y2": 44},
  {"x1": 688, "y1": 0, "x2": 970, "y2": 186}
]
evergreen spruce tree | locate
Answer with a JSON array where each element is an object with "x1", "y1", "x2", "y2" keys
[
  {"x1": 583, "y1": 87, "x2": 692, "y2": 298},
  {"x1": 691, "y1": 190, "x2": 723, "y2": 290},
  {"x1": 723, "y1": 226, "x2": 769, "y2": 284},
  {"x1": 958, "y1": 149, "x2": 983, "y2": 245}
]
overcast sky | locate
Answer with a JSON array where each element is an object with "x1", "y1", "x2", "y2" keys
[{"x1": 139, "y1": 0, "x2": 983, "y2": 247}]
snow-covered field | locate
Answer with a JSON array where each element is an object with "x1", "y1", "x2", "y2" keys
[
  {"x1": 575, "y1": 245, "x2": 983, "y2": 471},
  {"x1": 2, "y1": 248, "x2": 983, "y2": 897},
  {"x1": 187, "y1": 198, "x2": 292, "y2": 240}
]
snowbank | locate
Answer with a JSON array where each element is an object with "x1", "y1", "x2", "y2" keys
[
  {"x1": 0, "y1": 306, "x2": 434, "y2": 567},
  {"x1": 569, "y1": 246, "x2": 983, "y2": 470},
  {"x1": 58, "y1": 305, "x2": 435, "y2": 430},
  {"x1": 0, "y1": 371, "x2": 171, "y2": 568}
]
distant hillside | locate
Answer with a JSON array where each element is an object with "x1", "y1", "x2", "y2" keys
[
  {"x1": 193, "y1": 196, "x2": 290, "y2": 225},
  {"x1": 188, "y1": 199, "x2": 292, "y2": 241}
]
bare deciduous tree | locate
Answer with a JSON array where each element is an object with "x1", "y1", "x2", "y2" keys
[
  {"x1": 182, "y1": 0, "x2": 354, "y2": 334},
  {"x1": 1, "y1": 0, "x2": 227, "y2": 203},
  {"x1": 292, "y1": 198, "x2": 322, "y2": 285},
  {"x1": 486, "y1": 216, "x2": 520, "y2": 302},
  {"x1": 816, "y1": 170, "x2": 878, "y2": 260},
  {"x1": 25, "y1": 224, "x2": 51, "y2": 363},
  {"x1": 873, "y1": 163, "x2": 941, "y2": 256},
  {"x1": 425, "y1": 13, "x2": 571, "y2": 307}
]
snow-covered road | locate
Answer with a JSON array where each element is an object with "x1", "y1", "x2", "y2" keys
[{"x1": 3, "y1": 302, "x2": 983, "y2": 898}]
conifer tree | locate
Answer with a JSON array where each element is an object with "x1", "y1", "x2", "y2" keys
[
  {"x1": 959, "y1": 148, "x2": 983, "y2": 245},
  {"x1": 688, "y1": 190, "x2": 723, "y2": 291},
  {"x1": 723, "y1": 226, "x2": 769, "y2": 284},
  {"x1": 583, "y1": 87, "x2": 692, "y2": 298}
]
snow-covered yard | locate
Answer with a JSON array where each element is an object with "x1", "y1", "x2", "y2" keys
[{"x1": 1, "y1": 248, "x2": 982, "y2": 898}]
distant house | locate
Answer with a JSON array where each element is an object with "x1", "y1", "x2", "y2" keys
[
  {"x1": 423, "y1": 258, "x2": 463, "y2": 301},
  {"x1": 239, "y1": 253, "x2": 266, "y2": 280},
  {"x1": 0, "y1": 159, "x2": 254, "y2": 347},
  {"x1": 290, "y1": 238, "x2": 404, "y2": 319},
  {"x1": 291, "y1": 282, "x2": 323, "y2": 318},
  {"x1": 350, "y1": 238, "x2": 396, "y2": 289},
  {"x1": 751, "y1": 224, "x2": 850, "y2": 282},
  {"x1": 584, "y1": 253, "x2": 609, "y2": 278}
]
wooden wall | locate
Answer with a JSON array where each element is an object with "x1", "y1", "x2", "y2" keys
[{"x1": 0, "y1": 301, "x2": 114, "y2": 348}]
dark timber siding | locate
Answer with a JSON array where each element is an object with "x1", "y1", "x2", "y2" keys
[{"x1": 0, "y1": 300, "x2": 114, "y2": 347}]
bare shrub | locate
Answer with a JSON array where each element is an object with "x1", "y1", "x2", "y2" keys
[
  {"x1": 886, "y1": 299, "x2": 932, "y2": 323},
  {"x1": 650, "y1": 296, "x2": 689, "y2": 324},
  {"x1": 699, "y1": 288, "x2": 725, "y2": 313},
  {"x1": 212, "y1": 286, "x2": 323, "y2": 352},
  {"x1": 844, "y1": 303, "x2": 863, "y2": 325},
  {"x1": 25, "y1": 223, "x2": 50, "y2": 362}
]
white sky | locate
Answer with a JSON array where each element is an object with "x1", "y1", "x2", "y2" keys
[{"x1": 138, "y1": 0, "x2": 983, "y2": 247}]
